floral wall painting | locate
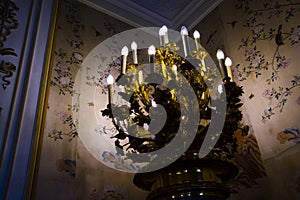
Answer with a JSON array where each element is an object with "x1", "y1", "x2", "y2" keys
[
  {"x1": 34, "y1": 1, "x2": 150, "y2": 199},
  {"x1": 233, "y1": 0, "x2": 300, "y2": 122},
  {"x1": 56, "y1": 159, "x2": 76, "y2": 177},
  {"x1": 277, "y1": 127, "x2": 300, "y2": 144},
  {"x1": 196, "y1": 0, "x2": 300, "y2": 159}
]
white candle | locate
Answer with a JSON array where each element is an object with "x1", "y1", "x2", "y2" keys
[
  {"x1": 216, "y1": 49, "x2": 225, "y2": 60},
  {"x1": 138, "y1": 70, "x2": 143, "y2": 84},
  {"x1": 121, "y1": 46, "x2": 128, "y2": 74},
  {"x1": 159, "y1": 27, "x2": 165, "y2": 47},
  {"x1": 172, "y1": 65, "x2": 177, "y2": 80},
  {"x1": 161, "y1": 25, "x2": 169, "y2": 44},
  {"x1": 225, "y1": 57, "x2": 233, "y2": 81},
  {"x1": 181, "y1": 26, "x2": 189, "y2": 57},
  {"x1": 193, "y1": 30, "x2": 200, "y2": 51},
  {"x1": 107, "y1": 74, "x2": 114, "y2": 104},
  {"x1": 131, "y1": 41, "x2": 138, "y2": 64},
  {"x1": 216, "y1": 49, "x2": 227, "y2": 79},
  {"x1": 148, "y1": 45, "x2": 156, "y2": 73},
  {"x1": 151, "y1": 99, "x2": 157, "y2": 108}
]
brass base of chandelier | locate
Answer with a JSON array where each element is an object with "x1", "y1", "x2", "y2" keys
[
  {"x1": 146, "y1": 182, "x2": 230, "y2": 200},
  {"x1": 133, "y1": 158, "x2": 239, "y2": 200}
]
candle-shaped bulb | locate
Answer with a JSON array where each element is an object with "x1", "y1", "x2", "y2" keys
[
  {"x1": 193, "y1": 30, "x2": 200, "y2": 51},
  {"x1": 172, "y1": 65, "x2": 178, "y2": 79},
  {"x1": 225, "y1": 57, "x2": 232, "y2": 67},
  {"x1": 131, "y1": 41, "x2": 137, "y2": 50},
  {"x1": 172, "y1": 65, "x2": 177, "y2": 71},
  {"x1": 161, "y1": 25, "x2": 168, "y2": 34},
  {"x1": 225, "y1": 57, "x2": 233, "y2": 81},
  {"x1": 161, "y1": 25, "x2": 169, "y2": 44},
  {"x1": 121, "y1": 46, "x2": 128, "y2": 56},
  {"x1": 151, "y1": 99, "x2": 157, "y2": 108},
  {"x1": 131, "y1": 41, "x2": 138, "y2": 64},
  {"x1": 148, "y1": 45, "x2": 156, "y2": 55},
  {"x1": 159, "y1": 27, "x2": 166, "y2": 36},
  {"x1": 159, "y1": 27, "x2": 166, "y2": 46},
  {"x1": 121, "y1": 46, "x2": 128, "y2": 74},
  {"x1": 107, "y1": 74, "x2": 114, "y2": 104},
  {"x1": 148, "y1": 45, "x2": 155, "y2": 73},
  {"x1": 193, "y1": 30, "x2": 200, "y2": 39},
  {"x1": 216, "y1": 49, "x2": 225, "y2": 60},
  {"x1": 181, "y1": 26, "x2": 188, "y2": 36},
  {"x1": 181, "y1": 26, "x2": 189, "y2": 57},
  {"x1": 107, "y1": 74, "x2": 114, "y2": 85}
]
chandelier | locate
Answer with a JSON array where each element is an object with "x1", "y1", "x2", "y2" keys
[{"x1": 101, "y1": 25, "x2": 247, "y2": 200}]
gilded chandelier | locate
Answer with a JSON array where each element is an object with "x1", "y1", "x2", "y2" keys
[{"x1": 102, "y1": 26, "x2": 247, "y2": 163}]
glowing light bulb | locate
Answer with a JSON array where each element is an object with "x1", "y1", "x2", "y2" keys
[
  {"x1": 216, "y1": 49, "x2": 225, "y2": 60},
  {"x1": 161, "y1": 25, "x2": 169, "y2": 43},
  {"x1": 151, "y1": 99, "x2": 157, "y2": 107},
  {"x1": 159, "y1": 27, "x2": 166, "y2": 36},
  {"x1": 225, "y1": 57, "x2": 232, "y2": 66},
  {"x1": 148, "y1": 45, "x2": 156, "y2": 55},
  {"x1": 193, "y1": 30, "x2": 200, "y2": 39},
  {"x1": 131, "y1": 41, "x2": 137, "y2": 50},
  {"x1": 225, "y1": 57, "x2": 233, "y2": 81},
  {"x1": 121, "y1": 46, "x2": 128, "y2": 56},
  {"x1": 181, "y1": 26, "x2": 188, "y2": 35},
  {"x1": 161, "y1": 25, "x2": 168, "y2": 34},
  {"x1": 131, "y1": 41, "x2": 138, "y2": 64},
  {"x1": 172, "y1": 65, "x2": 177, "y2": 71},
  {"x1": 107, "y1": 75, "x2": 114, "y2": 85}
]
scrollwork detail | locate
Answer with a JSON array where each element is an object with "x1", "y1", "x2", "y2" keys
[{"x1": 0, "y1": 0, "x2": 19, "y2": 89}]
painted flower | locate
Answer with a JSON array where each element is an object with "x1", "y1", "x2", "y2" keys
[
  {"x1": 59, "y1": 76, "x2": 70, "y2": 85},
  {"x1": 56, "y1": 159, "x2": 76, "y2": 177},
  {"x1": 291, "y1": 26, "x2": 300, "y2": 42},
  {"x1": 280, "y1": 58, "x2": 291, "y2": 69},
  {"x1": 245, "y1": 48, "x2": 256, "y2": 59},
  {"x1": 73, "y1": 52, "x2": 83, "y2": 61},
  {"x1": 262, "y1": 89, "x2": 272, "y2": 99},
  {"x1": 251, "y1": 56, "x2": 261, "y2": 68},
  {"x1": 253, "y1": 24, "x2": 264, "y2": 34},
  {"x1": 277, "y1": 127, "x2": 300, "y2": 144},
  {"x1": 101, "y1": 151, "x2": 140, "y2": 172},
  {"x1": 49, "y1": 129, "x2": 59, "y2": 135},
  {"x1": 55, "y1": 62, "x2": 68, "y2": 71},
  {"x1": 297, "y1": 96, "x2": 300, "y2": 105},
  {"x1": 57, "y1": 111, "x2": 68, "y2": 121},
  {"x1": 102, "y1": 151, "x2": 118, "y2": 163}
]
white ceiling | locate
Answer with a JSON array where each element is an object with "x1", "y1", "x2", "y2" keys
[{"x1": 79, "y1": 0, "x2": 223, "y2": 30}]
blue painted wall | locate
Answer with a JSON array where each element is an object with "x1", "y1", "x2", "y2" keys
[{"x1": 0, "y1": 0, "x2": 55, "y2": 199}]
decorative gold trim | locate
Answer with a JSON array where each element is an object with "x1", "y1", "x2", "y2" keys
[{"x1": 25, "y1": 0, "x2": 59, "y2": 199}]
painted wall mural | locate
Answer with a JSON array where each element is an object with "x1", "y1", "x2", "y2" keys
[
  {"x1": 35, "y1": 1, "x2": 148, "y2": 199},
  {"x1": 277, "y1": 127, "x2": 300, "y2": 144},
  {"x1": 193, "y1": 0, "x2": 300, "y2": 199},
  {"x1": 194, "y1": 0, "x2": 300, "y2": 158},
  {"x1": 234, "y1": 0, "x2": 300, "y2": 122}
]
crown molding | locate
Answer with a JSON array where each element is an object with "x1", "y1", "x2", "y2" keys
[{"x1": 79, "y1": 0, "x2": 223, "y2": 30}]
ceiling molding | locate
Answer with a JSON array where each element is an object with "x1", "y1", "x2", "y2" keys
[
  {"x1": 171, "y1": 0, "x2": 207, "y2": 29},
  {"x1": 172, "y1": 0, "x2": 223, "y2": 30},
  {"x1": 79, "y1": 0, "x2": 223, "y2": 30}
]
